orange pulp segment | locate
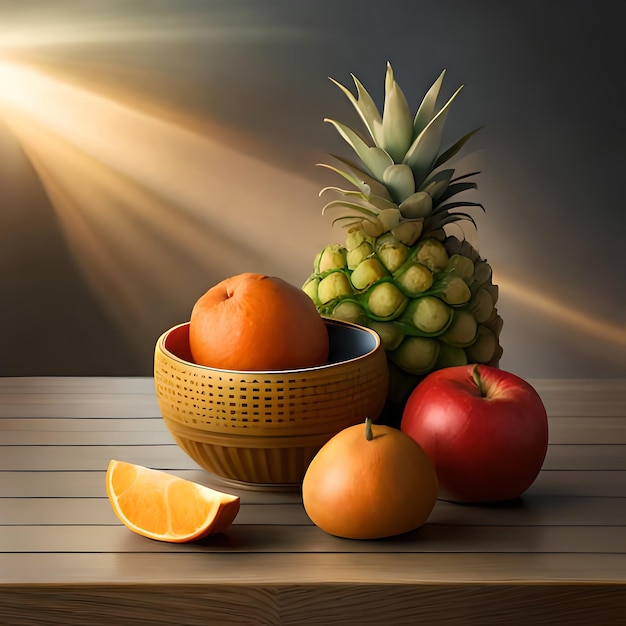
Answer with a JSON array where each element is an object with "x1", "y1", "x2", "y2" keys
[{"x1": 106, "y1": 460, "x2": 240, "y2": 542}]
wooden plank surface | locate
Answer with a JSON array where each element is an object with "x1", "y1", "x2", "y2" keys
[
  {"x1": 3, "y1": 496, "x2": 626, "y2": 528},
  {"x1": 3, "y1": 468, "x2": 626, "y2": 499},
  {"x1": 4, "y1": 415, "x2": 626, "y2": 444},
  {"x1": 3, "y1": 552, "x2": 626, "y2": 585},
  {"x1": 1, "y1": 561, "x2": 625, "y2": 626},
  {"x1": 4, "y1": 442, "x2": 626, "y2": 471},
  {"x1": 2, "y1": 523, "x2": 626, "y2": 555},
  {"x1": 1, "y1": 582, "x2": 623, "y2": 626},
  {"x1": 1, "y1": 377, "x2": 625, "y2": 625}
]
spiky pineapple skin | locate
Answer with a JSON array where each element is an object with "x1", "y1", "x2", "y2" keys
[
  {"x1": 304, "y1": 64, "x2": 504, "y2": 421},
  {"x1": 304, "y1": 228, "x2": 503, "y2": 419}
]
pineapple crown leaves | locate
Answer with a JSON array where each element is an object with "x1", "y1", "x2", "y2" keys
[{"x1": 318, "y1": 63, "x2": 484, "y2": 236}]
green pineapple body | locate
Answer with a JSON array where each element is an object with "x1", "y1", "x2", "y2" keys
[{"x1": 303, "y1": 64, "x2": 503, "y2": 420}]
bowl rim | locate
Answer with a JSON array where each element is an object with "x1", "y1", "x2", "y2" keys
[{"x1": 156, "y1": 317, "x2": 383, "y2": 375}]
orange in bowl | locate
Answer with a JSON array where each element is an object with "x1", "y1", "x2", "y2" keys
[{"x1": 189, "y1": 273, "x2": 330, "y2": 371}]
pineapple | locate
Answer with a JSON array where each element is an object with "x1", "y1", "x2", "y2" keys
[{"x1": 303, "y1": 64, "x2": 503, "y2": 416}]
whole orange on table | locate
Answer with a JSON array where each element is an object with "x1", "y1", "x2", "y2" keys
[
  {"x1": 302, "y1": 418, "x2": 438, "y2": 539},
  {"x1": 189, "y1": 272, "x2": 330, "y2": 371}
]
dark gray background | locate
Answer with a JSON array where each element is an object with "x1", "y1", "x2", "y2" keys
[{"x1": 1, "y1": 0, "x2": 624, "y2": 378}]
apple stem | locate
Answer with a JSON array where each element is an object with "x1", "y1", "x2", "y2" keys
[
  {"x1": 365, "y1": 417, "x2": 373, "y2": 441},
  {"x1": 471, "y1": 364, "x2": 487, "y2": 397}
]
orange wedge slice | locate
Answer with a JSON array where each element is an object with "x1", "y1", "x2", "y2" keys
[{"x1": 106, "y1": 460, "x2": 240, "y2": 543}]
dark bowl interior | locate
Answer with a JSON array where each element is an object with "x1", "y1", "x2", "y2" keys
[
  {"x1": 162, "y1": 319, "x2": 378, "y2": 371},
  {"x1": 326, "y1": 321, "x2": 378, "y2": 363}
]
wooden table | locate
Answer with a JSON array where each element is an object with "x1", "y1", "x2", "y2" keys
[{"x1": 1, "y1": 377, "x2": 625, "y2": 625}]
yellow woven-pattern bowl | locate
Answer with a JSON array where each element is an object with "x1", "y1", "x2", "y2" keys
[{"x1": 154, "y1": 318, "x2": 389, "y2": 486}]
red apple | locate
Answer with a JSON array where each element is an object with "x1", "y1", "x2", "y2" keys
[{"x1": 400, "y1": 364, "x2": 548, "y2": 503}]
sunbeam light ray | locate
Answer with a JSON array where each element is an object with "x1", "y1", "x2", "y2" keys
[
  {"x1": 497, "y1": 275, "x2": 626, "y2": 353},
  {"x1": 0, "y1": 7, "x2": 308, "y2": 51},
  {"x1": 0, "y1": 57, "x2": 327, "y2": 350}
]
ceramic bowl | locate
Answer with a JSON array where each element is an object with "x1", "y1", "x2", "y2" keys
[{"x1": 154, "y1": 318, "x2": 389, "y2": 487}]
